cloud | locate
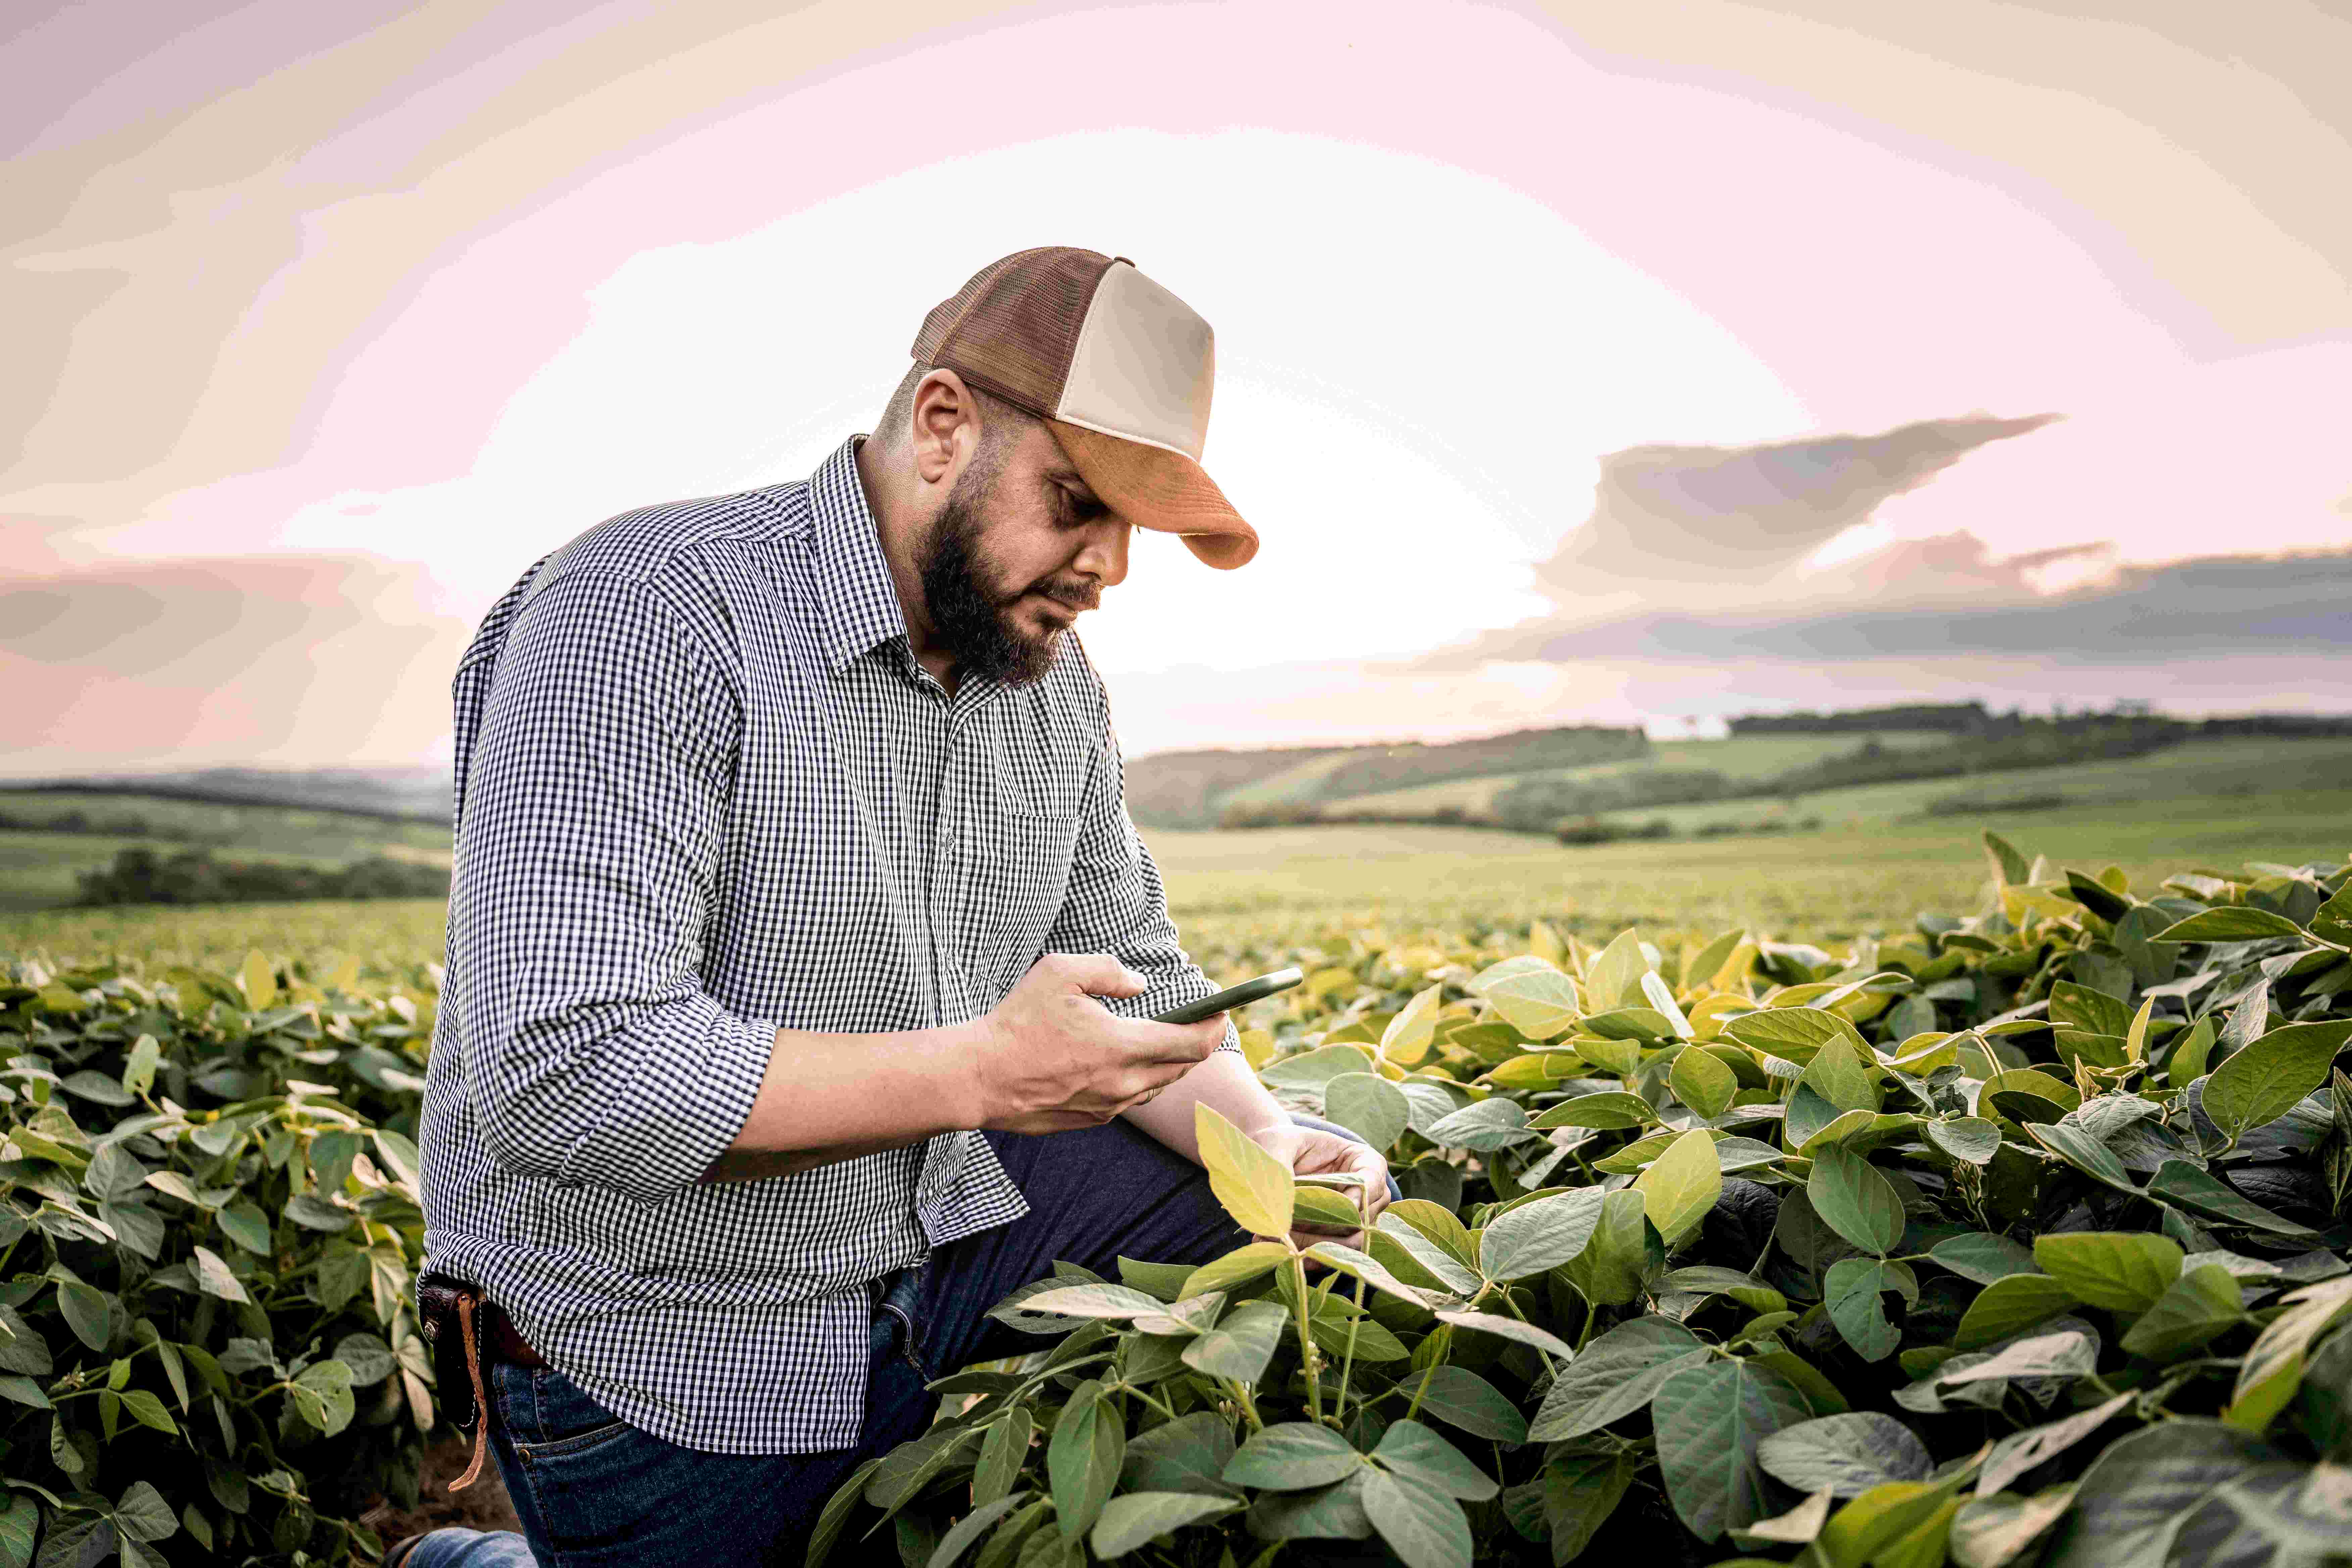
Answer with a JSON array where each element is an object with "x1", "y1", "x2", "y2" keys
[
  {"x1": 1407, "y1": 546, "x2": 2352, "y2": 673},
  {"x1": 0, "y1": 553, "x2": 469, "y2": 774},
  {"x1": 1529, "y1": 413, "x2": 2061, "y2": 600}
]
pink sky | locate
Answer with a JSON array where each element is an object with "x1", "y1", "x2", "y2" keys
[{"x1": 5, "y1": 0, "x2": 2348, "y2": 772}]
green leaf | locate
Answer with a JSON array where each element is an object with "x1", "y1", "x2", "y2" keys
[
  {"x1": 1670, "y1": 1047, "x2": 1739, "y2": 1120},
  {"x1": 1583, "y1": 928, "x2": 1653, "y2": 1012},
  {"x1": 1950, "y1": 1487, "x2": 2075, "y2": 1568},
  {"x1": 1304, "y1": 1243, "x2": 1446, "y2": 1309},
  {"x1": 1194, "y1": 1105, "x2": 1294, "y2": 1238},
  {"x1": 215, "y1": 1201, "x2": 272, "y2": 1256},
  {"x1": 1556, "y1": 1189, "x2": 1657, "y2": 1309},
  {"x1": 111, "y1": 1481, "x2": 176, "y2": 1542},
  {"x1": 1929, "y1": 1232, "x2": 2038, "y2": 1286},
  {"x1": 2031, "y1": 1232, "x2": 2182, "y2": 1314},
  {"x1": 2023, "y1": 1121, "x2": 2142, "y2": 1196},
  {"x1": 1956, "y1": 1275, "x2": 2077, "y2": 1350},
  {"x1": 1118, "y1": 1411, "x2": 1231, "y2": 1498},
  {"x1": 2120, "y1": 1264, "x2": 2244, "y2": 1361},
  {"x1": 1243, "y1": 1473, "x2": 1373, "y2": 1542},
  {"x1": 190, "y1": 1246, "x2": 248, "y2": 1302},
  {"x1": 1927, "y1": 1118, "x2": 2001, "y2": 1165},
  {"x1": 1984, "y1": 830, "x2": 2030, "y2": 887},
  {"x1": 1180, "y1": 1300, "x2": 1287, "y2": 1384},
  {"x1": 1046, "y1": 1380, "x2": 1123, "y2": 1537},
  {"x1": 1800, "y1": 1033, "x2": 1878, "y2": 1115},
  {"x1": 1526, "y1": 1091, "x2": 1654, "y2": 1131},
  {"x1": 1180, "y1": 1241, "x2": 1291, "y2": 1299},
  {"x1": 1380, "y1": 983, "x2": 1444, "y2": 1063},
  {"x1": 2038, "y1": 1420, "x2": 2288, "y2": 1568},
  {"x1": 1724, "y1": 1006, "x2": 1870, "y2": 1064},
  {"x1": 1372, "y1": 1420, "x2": 1497, "y2": 1501},
  {"x1": 1807, "y1": 1145, "x2": 1904, "y2": 1256},
  {"x1": 1977, "y1": 1392, "x2": 2132, "y2": 1498},
  {"x1": 1323, "y1": 1073, "x2": 1411, "y2": 1151},
  {"x1": 283, "y1": 1192, "x2": 353, "y2": 1232},
  {"x1": 2203, "y1": 1020, "x2": 2352, "y2": 1139},
  {"x1": 1224, "y1": 1423, "x2": 1362, "y2": 1491},
  {"x1": 0, "y1": 1494, "x2": 36, "y2": 1568},
  {"x1": 1373, "y1": 1213, "x2": 1481, "y2": 1296},
  {"x1": 1477, "y1": 1187, "x2": 1605, "y2": 1281},
  {"x1": 1651, "y1": 1358, "x2": 1811, "y2": 1542},
  {"x1": 1467, "y1": 957, "x2": 1582, "y2": 1040},
  {"x1": 806, "y1": 1457, "x2": 884, "y2": 1568},
  {"x1": 1539, "y1": 1449, "x2": 1638, "y2": 1564},
  {"x1": 240, "y1": 949, "x2": 278, "y2": 1008},
  {"x1": 116, "y1": 1390, "x2": 176, "y2": 1436},
  {"x1": 1430, "y1": 1310, "x2": 1576, "y2": 1361},
  {"x1": 1756, "y1": 1412, "x2": 1932, "y2": 1498},
  {"x1": 2224, "y1": 1274, "x2": 2352, "y2": 1433},
  {"x1": 55, "y1": 1282, "x2": 111, "y2": 1352},
  {"x1": 1527, "y1": 1316, "x2": 1707, "y2": 1441},
  {"x1": 972, "y1": 1408, "x2": 1032, "y2": 1508},
  {"x1": 1360, "y1": 1469, "x2": 1472, "y2": 1568},
  {"x1": 1633, "y1": 1129, "x2": 1722, "y2": 1250},
  {"x1": 1824, "y1": 1258, "x2": 1916, "y2": 1362},
  {"x1": 927, "y1": 1494, "x2": 1028, "y2": 1568},
  {"x1": 289, "y1": 1358, "x2": 355, "y2": 1436},
  {"x1": 2151, "y1": 908, "x2": 2309, "y2": 942},
  {"x1": 1390, "y1": 1366, "x2": 1527, "y2": 1443},
  {"x1": 1088, "y1": 1493, "x2": 1240, "y2": 1559},
  {"x1": 1015, "y1": 1285, "x2": 1170, "y2": 1322},
  {"x1": 119, "y1": 1036, "x2": 162, "y2": 1097},
  {"x1": 2147, "y1": 1158, "x2": 2323, "y2": 1240}
]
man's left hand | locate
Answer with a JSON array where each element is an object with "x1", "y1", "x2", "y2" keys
[{"x1": 1246, "y1": 1121, "x2": 1392, "y2": 1253}]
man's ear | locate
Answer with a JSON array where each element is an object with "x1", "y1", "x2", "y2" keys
[{"x1": 911, "y1": 369, "x2": 981, "y2": 487}]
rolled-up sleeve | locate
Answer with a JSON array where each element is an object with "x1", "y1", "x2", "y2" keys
[
  {"x1": 449, "y1": 566, "x2": 774, "y2": 1206},
  {"x1": 1043, "y1": 660, "x2": 1240, "y2": 1054}
]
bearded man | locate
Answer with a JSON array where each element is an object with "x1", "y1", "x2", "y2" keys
[{"x1": 393, "y1": 248, "x2": 1392, "y2": 1566}]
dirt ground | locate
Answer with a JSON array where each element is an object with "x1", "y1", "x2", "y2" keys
[{"x1": 357, "y1": 1433, "x2": 527, "y2": 1555}]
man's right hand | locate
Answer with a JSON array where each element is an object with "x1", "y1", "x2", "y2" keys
[{"x1": 968, "y1": 953, "x2": 1227, "y2": 1134}]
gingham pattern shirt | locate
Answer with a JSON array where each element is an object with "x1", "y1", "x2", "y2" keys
[{"x1": 417, "y1": 433, "x2": 1237, "y2": 1453}]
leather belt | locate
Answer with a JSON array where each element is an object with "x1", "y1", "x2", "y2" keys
[{"x1": 417, "y1": 1273, "x2": 548, "y2": 1494}]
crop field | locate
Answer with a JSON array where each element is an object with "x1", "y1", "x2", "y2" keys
[
  {"x1": 7, "y1": 783, "x2": 2345, "y2": 984},
  {"x1": 1324, "y1": 729, "x2": 1954, "y2": 820},
  {"x1": 9, "y1": 822, "x2": 2348, "y2": 1566},
  {"x1": 0, "y1": 791, "x2": 452, "y2": 912}
]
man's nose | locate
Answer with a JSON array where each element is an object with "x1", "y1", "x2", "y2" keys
[{"x1": 1073, "y1": 522, "x2": 1128, "y2": 588}]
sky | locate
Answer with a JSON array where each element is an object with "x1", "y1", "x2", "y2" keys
[{"x1": 4, "y1": 0, "x2": 2349, "y2": 774}]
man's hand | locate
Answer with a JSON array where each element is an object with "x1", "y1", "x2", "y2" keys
[
  {"x1": 969, "y1": 953, "x2": 1227, "y2": 1134},
  {"x1": 1246, "y1": 1121, "x2": 1393, "y2": 1253}
]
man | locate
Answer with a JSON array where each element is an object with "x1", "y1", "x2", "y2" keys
[{"x1": 395, "y1": 247, "x2": 1392, "y2": 1566}]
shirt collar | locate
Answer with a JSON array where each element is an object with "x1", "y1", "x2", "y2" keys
[{"x1": 809, "y1": 433, "x2": 913, "y2": 673}]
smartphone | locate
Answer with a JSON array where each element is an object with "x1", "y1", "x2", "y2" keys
[{"x1": 1152, "y1": 966, "x2": 1305, "y2": 1024}]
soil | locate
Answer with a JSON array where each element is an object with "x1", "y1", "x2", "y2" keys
[{"x1": 355, "y1": 1432, "x2": 527, "y2": 1557}]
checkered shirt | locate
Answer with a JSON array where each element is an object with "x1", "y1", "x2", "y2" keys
[{"x1": 416, "y1": 432, "x2": 1237, "y2": 1453}]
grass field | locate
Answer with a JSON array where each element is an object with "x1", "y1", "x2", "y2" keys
[
  {"x1": 8, "y1": 774, "x2": 2344, "y2": 981},
  {"x1": 0, "y1": 792, "x2": 453, "y2": 912},
  {"x1": 1321, "y1": 729, "x2": 1953, "y2": 818}
]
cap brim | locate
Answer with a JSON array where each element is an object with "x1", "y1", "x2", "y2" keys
[{"x1": 1047, "y1": 419, "x2": 1259, "y2": 570}]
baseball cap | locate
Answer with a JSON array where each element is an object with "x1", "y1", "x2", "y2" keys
[{"x1": 910, "y1": 247, "x2": 1259, "y2": 570}]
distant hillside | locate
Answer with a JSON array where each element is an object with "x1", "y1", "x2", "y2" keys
[
  {"x1": 1118, "y1": 746, "x2": 1357, "y2": 831},
  {"x1": 1125, "y1": 724, "x2": 1646, "y2": 829},
  {"x1": 3, "y1": 767, "x2": 451, "y2": 824}
]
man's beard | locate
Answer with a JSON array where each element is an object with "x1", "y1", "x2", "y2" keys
[{"x1": 917, "y1": 457, "x2": 1091, "y2": 688}]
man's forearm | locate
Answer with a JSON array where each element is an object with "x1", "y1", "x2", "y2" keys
[
  {"x1": 1119, "y1": 1047, "x2": 1287, "y2": 1163},
  {"x1": 695, "y1": 1018, "x2": 986, "y2": 1184}
]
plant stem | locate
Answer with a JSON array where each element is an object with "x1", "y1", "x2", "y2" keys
[
  {"x1": 1332, "y1": 1273, "x2": 1368, "y2": 1425},
  {"x1": 1120, "y1": 1382, "x2": 1179, "y2": 1424},
  {"x1": 1226, "y1": 1378, "x2": 1264, "y2": 1433},
  {"x1": 1288, "y1": 1253, "x2": 1324, "y2": 1425},
  {"x1": 1402, "y1": 1325, "x2": 1453, "y2": 1424}
]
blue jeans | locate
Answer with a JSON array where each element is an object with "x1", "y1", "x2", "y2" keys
[{"x1": 405, "y1": 1114, "x2": 1394, "y2": 1567}]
